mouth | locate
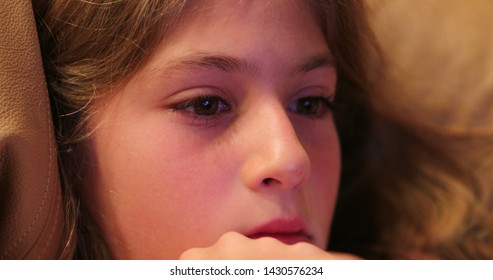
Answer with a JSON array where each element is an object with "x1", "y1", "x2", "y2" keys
[{"x1": 245, "y1": 218, "x2": 313, "y2": 245}]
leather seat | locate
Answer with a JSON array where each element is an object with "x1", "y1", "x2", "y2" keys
[{"x1": 0, "y1": 0, "x2": 65, "y2": 259}]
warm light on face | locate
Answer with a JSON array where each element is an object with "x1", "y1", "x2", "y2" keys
[{"x1": 82, "y1": 0, "x2": 340, "y2": 259}]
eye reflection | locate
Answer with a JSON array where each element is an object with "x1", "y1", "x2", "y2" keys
[
  {"x1": 172, "y1": 96, "x2": 230, "y2": 116},
  {"x1": 289, "y1": 97, "x2": 333, "y2": 117},
  {"x1": 193, "y1": 98, "x2": 219, "y2": 115}
]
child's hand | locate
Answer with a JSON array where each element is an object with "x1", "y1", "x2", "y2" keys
[{"x1": 179, "y1": 232, "x2": 359, "y2": 260}]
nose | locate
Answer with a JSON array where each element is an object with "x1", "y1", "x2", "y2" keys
[{"x1": 240, "y1": 101, "x2": 311, "y2": 191}]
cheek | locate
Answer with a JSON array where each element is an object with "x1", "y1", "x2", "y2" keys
[
  {"x1": 302, "y1": 120, "x2": 341, "y2": 188},
  {"x1": 314, "y1": 132, "x2": 340, "y2": 196},
  {"x1": 302, "y1": 123, "x2": 341, "y2": 235},
  {"x1": 121, "y1": 124, "x2": 235, "y2": 223},
  {"x1": 85, "y1": 117, "x2": 239, "y2": 258}
]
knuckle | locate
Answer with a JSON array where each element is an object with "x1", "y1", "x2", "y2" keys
[
  {"x1": 290, "y1": 241, "x2": 325, "y2": 256},
  {"x1": 179, "y1": 247, "x2": 203, "y2": 260},
  {"x1": 217, "y1": 231, "x2": 245, "y2": 244}
]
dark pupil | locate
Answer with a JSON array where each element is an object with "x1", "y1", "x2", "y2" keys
[
  {"x1": 298, "y1": 98, "x2": 319, "y2": 115},
  {"x1": 194, "y1": 98, "x2": 218, "y2": 115}
]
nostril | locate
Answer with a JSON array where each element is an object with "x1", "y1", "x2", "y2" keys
[
  {"x1": 262, "y1": 178, "x2": 275, "y2": 185},
  {"x1": 261, "y1": 177, "x2": 284, "y2": 187}
]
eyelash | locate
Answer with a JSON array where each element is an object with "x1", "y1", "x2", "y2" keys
[
  {"x1": 288, "y1": 96, "x2": 334, "y2": 118},
  {"x1": 170, "y1": 94, "x2": 334, "y2": 125},
  {"x1": 170, "y1": 95, "x2": 231, "y2": 125}
]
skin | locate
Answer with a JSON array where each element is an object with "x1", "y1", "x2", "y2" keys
[{"x1": 82, "y1": 0, "x2": 341, "y2": 259}]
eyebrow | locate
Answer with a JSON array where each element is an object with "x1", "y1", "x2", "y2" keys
[
  {"x1": 294, "y1": 53, "x2": 335, "y2": 74},
  {"x1": 154, "y1": 52, "x2": 334, "y2": 77}
]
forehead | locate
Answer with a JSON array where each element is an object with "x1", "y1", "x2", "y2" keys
[
  {"x1": 187, "y1": 0, "x2": 319, "y2": 15},
  {"x1": 177, "y1": 0, "x2": 327, "y2": 32},
  {"x1": 112, "y1": 0, "x2": 335, "y2": 94},
  {"x1": 143, "y1": 0, "x2": 331, "y2": 72},
  {"x1": 161, "y1": 0, "x2": 328, "y2": 50}
]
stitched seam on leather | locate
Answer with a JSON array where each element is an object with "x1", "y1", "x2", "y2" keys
[
  {"x1": 1, "y1": 94, "x2": 52, "y2": 258},
  {"x1": 38, "y1": 179, "x2": 61, "y2": 259},
  {"x1": 38, "y1": 111, "x2": 61, "y2": 259}
]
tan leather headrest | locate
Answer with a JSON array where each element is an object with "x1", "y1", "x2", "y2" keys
[{"x1": 0, "y1": 0, "x2": 65, "y2": 259}]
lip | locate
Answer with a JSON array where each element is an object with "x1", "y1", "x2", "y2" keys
[{"x1": 245, "y1": 218, "x2": 312, "y2": 245}]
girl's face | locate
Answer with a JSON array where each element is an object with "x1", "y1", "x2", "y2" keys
[{"x1": 83, "y1": 0, "x2": 340, "y2": 259}]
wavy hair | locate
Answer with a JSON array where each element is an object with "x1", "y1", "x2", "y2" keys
[{"x1": 34, "y1": 0, "x2": 377, "y2": 259}]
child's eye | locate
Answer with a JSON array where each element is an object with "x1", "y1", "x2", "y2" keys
[
  {"x1": 171, "y1": 95, "x2": 231, "y2": 117},
  {"x1": 288, "y1": 97, "x2": 333, "y2": 117}
]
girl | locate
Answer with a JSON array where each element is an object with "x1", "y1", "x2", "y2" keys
[{"x1": 34, "y1": 0, "x2": 375, "y2": 259}]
